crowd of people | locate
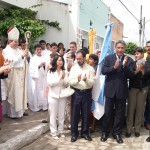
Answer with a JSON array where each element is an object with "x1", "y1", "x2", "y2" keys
[{"x1": 0, "y1": 27, "x2": 150, "y2": 144}]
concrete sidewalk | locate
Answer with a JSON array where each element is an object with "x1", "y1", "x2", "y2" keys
[{"x1": 0, "y1": 110, "x2": 49, "y2": 150}]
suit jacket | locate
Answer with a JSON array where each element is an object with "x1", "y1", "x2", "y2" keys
[{"x1": 102, "y1": 54, "x2": 135, "y2": 99}]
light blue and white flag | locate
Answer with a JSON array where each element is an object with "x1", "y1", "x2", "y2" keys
[{"x1": 92, "y1": 22, "x2": 114, "y2": 120}]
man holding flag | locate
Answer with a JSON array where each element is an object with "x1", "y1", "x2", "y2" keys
[{"x1": 101, "y1": 40, "x2": 135, "y2": 144}]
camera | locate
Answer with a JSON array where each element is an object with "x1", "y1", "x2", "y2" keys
[{"x1": 136, "y1": 59, "x2": 145, "y2": 66}]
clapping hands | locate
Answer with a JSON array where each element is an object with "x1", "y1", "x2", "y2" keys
[
  {"x1": 78, "y1": 74, "x2": 87, "y2": 82},
  {"x1": 123, "y1": 56, "x2": 128, "y2": 68}
]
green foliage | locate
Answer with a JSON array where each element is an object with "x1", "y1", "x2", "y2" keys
[
  {"x1": 125, "y1": 42, "x2": 137, "y2": 55},
  {"x1": 41, "y1": 20, "x2": 61, "y2": 31},
  {"x1": 0, "y1": 7, "x2": 61, "y2": 43}
]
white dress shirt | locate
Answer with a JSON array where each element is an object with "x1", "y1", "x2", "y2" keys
[{"x1": 69, "y1": 63, "x2": 95, "y2": 90}]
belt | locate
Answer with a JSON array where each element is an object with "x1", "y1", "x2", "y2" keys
[{"x1": 73, "y1": 88, "x2": 92, "y2": 93}]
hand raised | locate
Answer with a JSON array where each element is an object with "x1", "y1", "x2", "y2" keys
[
  {"x1": 78, "y1": 74, "x2": 82, "y2": 82},
  {"x1": 4, "y1": 59, "x2": 10, "y2": 66},
  {"x1": 1, "y1": 65, "x2": 12, "y2": 74},
  {"x1": 123, "y1": 56, "x2": 128, "y2": 67},
  {"x1": 40, "y1": 62, "x2": 45, "y2": 67},
  {"x1": 114, "y1": 59, "x2": 119, "y2": 69},
  {"x1": 67, "y1": 63, "x2": 72, "y2": 72},
  {"x1": 82, "y1": 74, "x2": 87, "y2": 82}
]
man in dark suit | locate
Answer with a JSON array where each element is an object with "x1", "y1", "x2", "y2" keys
[{"x1": 101, "y1": 40, "x2": 135, "y2": 144}]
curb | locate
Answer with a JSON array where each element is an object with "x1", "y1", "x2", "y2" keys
[{"x1": 0, "y1": 123, "x2": 49, "y2": 150}]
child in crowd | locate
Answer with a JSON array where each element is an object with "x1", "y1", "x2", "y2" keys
[
  {"x1": 126, "y1": 47, "x2": 149, "y2": 138},
  {"x1": 88, "y1": 54, "x2": 99, "y2": 132}
]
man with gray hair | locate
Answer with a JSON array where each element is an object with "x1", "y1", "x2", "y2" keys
[{"x1": 101, "y1": 40, "x2": 135, "y2": 144}]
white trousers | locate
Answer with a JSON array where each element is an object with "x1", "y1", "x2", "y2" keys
[{"x1": 48, "y1": 97, "x2": 67, "y2": 136}]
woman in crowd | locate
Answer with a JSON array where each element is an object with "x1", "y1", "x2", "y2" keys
[
  {"x1": 47, "y1": 55, "x2": 68, "y2": 139},
  {"x1": 126, "y1": 47, "x2": 149, "y2": 137},
  {"x1": 58, "y1": 42, "x2": 64, "y2": 49},
  {"x1": 57, "y1": 47, "x2": 65, "y2": 56}
]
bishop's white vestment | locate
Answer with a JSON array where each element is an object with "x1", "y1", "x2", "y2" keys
[{"x1": 2, "y1": 45, "x2": 28, "y2": 118}]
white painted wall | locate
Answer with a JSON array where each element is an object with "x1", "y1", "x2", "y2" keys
[
  {"x1": 1, "y1": 0, "x2": 38, "y2": 8},
  {"x1": 36, "y1": 0, "x2": 79, "y2": 49}
]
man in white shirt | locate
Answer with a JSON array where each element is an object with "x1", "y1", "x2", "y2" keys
[
  {"x1": 66, "y1": 41, "x2": 77, "y2": 53},
  {"x1": 69, "y1": 50, "x2": 95, "y2": 142},
  {"x1": 64, "y1": 41, "x2": 77, "y2": 63}
]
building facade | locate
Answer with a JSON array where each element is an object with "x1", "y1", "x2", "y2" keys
[
  {"x1": 0, "y1": 0, "x2": 123, "y2": 50},
  {"x1": 110, "y1": 13, "x2": 124, "y2": 42}
]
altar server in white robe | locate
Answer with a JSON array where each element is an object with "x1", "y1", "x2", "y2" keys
[
  {"x1": 39, "y1": 40, "x2": 51, "y2": 66},
  {"x1": 2, "y1": 27, "x2": 28, "y2": 118},
  {"x1": 28, "y1": 44, "x2": 48, "y2": 112}
]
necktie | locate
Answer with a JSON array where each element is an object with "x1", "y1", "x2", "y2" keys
[{"x1": 118, "y1": 56, "x2": 122, "y2": 72}]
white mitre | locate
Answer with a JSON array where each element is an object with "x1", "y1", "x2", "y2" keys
[{"x1": 7, "y1": 27, "x2": 19, "y2": 40}]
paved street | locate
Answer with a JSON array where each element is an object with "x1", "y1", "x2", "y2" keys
[
  {"x1": 0, "y1": 110, "x2": 149, "y2": 150},
  {"x1": 21, "y1": 126, "x2": 150, "y2": 150}
]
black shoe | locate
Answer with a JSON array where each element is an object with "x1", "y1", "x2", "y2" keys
[
  {"x1": 135, "y1": 132, "x2": 140, "y2": 137},
  {"x1": 42, "y1": 120, "x2": 48, "y2": 123},
  {"x1": 101, "y1": 133, "x2": 108, "y2": 142},
  {"x1": 113, "y1": 135, "x2": 123, "y2": 144},
  {"x1": 146, "y1": 137, "x2": 150, "y2": 142},
  {"x1": 126, "y1": 132, "x2": 131, "y2": 138},
  {"x1": 81, "y1": 135, "x2": 92, "y2": 141},
  {"x1": 71, "y1": 136, "x2": 78, "y2": 142},
  {"x1": 23, "y1": 112, "x2": 28, "y2": 116}
]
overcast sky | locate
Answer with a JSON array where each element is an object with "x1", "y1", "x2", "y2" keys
[{"x1": 101, "y1": 0, "x2": 150, "y2": 45}]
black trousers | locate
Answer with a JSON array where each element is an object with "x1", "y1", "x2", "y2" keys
[
  {"x1": 102, "y1": 96, "x2": 126, "y2": 135},
  {"x1": 71, "y1": 89, "x2": 91, "y2": 137}
]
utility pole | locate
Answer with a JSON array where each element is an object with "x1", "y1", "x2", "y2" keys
[
  {"x1": 142, "y1": 17, "x2": 145, "y2": 48},
  {"x1": 118, "y1": 1, "x2": 143, "y2": 45},
  {"x1": 139, "y1": 5, "x2": 142, "y2": 46}
]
